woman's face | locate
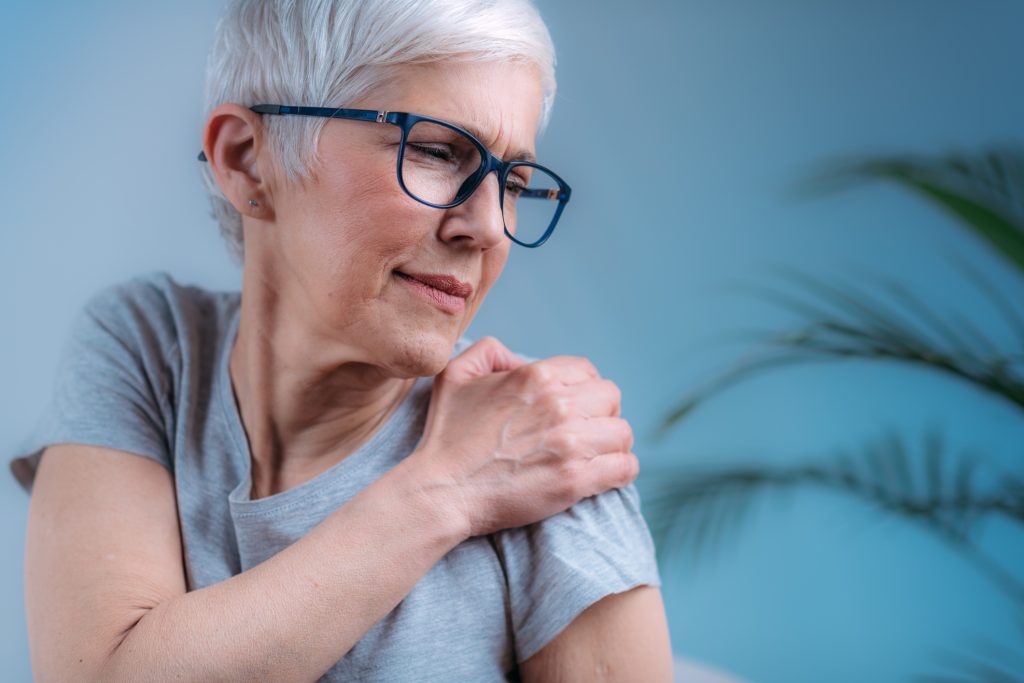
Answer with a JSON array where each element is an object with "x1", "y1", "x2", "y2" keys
[{"x1": 248, "y1": 60, "x2": 544, "y2": 378}]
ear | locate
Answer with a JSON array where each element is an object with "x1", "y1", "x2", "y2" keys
[{"x1": 202, "y1": 103, "x2": 275, "y2": 219}]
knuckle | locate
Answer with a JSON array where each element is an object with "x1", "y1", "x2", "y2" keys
[
  {"x1": 477, "y1": 335, "x2": 507, "y2": 357},
  {"x1": 578, "y1": 357, "x2": 599, "y2": 378},
  {"x1": 529, "y1": 362, "x2": 553, "y2": 385},
  {"x1": 535, "y1": 392, "x2": 558, "y2": 415},
  {"x1": 550, "y1": 429, "x2": 578, "y2": 453},
  {"x1": 544, "y1": 395, "x2": 570, "y2": 420}
]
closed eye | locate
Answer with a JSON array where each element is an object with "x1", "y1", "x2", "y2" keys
[
  {"x1": 505, "y1": 173, "x2": 529, "y2": 196},
  {"x1": 408, "y1": 143, "x2": 455, "y2": 163}
]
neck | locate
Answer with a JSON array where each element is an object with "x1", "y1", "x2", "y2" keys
[{"x1": 229, "y1": 271, "x2": 416, "y2": 499}]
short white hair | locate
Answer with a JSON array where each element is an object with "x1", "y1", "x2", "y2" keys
[{"x1": 199, "y1": 0, "x2": 557, "y2": 263}]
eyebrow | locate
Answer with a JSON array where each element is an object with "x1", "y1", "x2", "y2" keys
[{"x1": 457, "y1": 120, "x2": 537, "y2": 164}]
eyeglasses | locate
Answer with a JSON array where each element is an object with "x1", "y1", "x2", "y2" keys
[{"x1": 198, "y1": 104, "x2": 571, "y2": 248}]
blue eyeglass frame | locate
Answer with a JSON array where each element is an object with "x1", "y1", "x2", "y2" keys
[{"x1": 197, "y1": 104, "x2": 571, "y2": 248}]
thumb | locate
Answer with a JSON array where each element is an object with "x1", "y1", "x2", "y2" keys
[{"x1": 445, "y1": 336, "x2": 526, "y2": 380}]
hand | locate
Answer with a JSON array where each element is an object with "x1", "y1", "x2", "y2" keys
[{"x1": 406, "y1": 336, "x2": 638, "y2": 538}]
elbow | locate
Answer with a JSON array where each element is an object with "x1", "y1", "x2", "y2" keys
[{"x1": 33, "y1": 609, "x2": 156, "y2": 683}]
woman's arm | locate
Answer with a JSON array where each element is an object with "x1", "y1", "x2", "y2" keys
[
  {"x1": 519, "y1": 585, "x2": 673, "y2": 683},
  {"x1": 26, "y1": 339, "x2": 638, "y2": 682},
  {"x1": 26, "y1": 443, "x2": 464, "y2": 683}
]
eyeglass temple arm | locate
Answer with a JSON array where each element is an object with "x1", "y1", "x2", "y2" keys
[
  {"x1": 520, "y1": 188, "x2": 570, "y2": 201},
  {"x1": 197, "y1": 105, "x2": 387, "y2": 161}
]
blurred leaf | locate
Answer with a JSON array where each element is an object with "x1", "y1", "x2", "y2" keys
[
  {"x1": 654, "y1": 146, "x2": 1024, "y2": 681},
  {"x1": 799, "y1": 147, "x2": 1024, "y2": 277},
  {"x1": 657, "y1": 268, "x2": 1024, "y2": 436},
  {"x1": 654, "y1": 350, "x2": 818, "y2": 436},
  {"x1": 644, "y1": 465, "x2": 775, "y2": 569},
  {"x1": 643, "y1": 430, "x2": 1024, "y2": 601},
  {"x1": 654, "y1": 147, "x2": 1024, "y2": 678}
]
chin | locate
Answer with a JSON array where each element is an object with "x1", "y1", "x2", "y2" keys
[{"x1": 386, "y1": 328, "x2": 456, "y2": 378}]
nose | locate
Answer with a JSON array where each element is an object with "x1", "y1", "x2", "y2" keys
[{"x1": 438, "y1": 170, "x2": 506, "y2": 250}]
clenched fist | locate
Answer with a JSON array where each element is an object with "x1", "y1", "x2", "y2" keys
[{"x1": 406, "y1": 336, "x2": 638, "y2": 539}]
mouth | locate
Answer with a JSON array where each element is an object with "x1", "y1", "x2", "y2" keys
[
  {"x1": 394, "y1": 271, "x2": 473, "y2": 298},
  {"x1": 394, "y1": 270, "x2": 471, "y2": 315}
]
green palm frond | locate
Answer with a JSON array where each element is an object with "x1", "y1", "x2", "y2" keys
[
  {"x1": 654, "y1": 349, "x2": 820, "y2": 435},
  {"x1": 798, "y1": 147, "x2": 1024, "y2": 276},
  {"x1": 652, "y1": 145, "x2": 1024, "y2": 682},
  {"x1": 657, "y1": 267, "x2": 1024, "y2": 436},
  {"x1": 643, "y1": 464, "x2": 775, "y2": 570},
  {"x1": 643, "y1": 430, "x2": 1024, "y2": 600}
]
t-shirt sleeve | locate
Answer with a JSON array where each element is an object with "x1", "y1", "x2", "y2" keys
[
  {"x1": 487, "y1": 349, "x2": 662, "y2": 663},
  {"x1": 9, "y1": 277, "x2": 176, "y2": 494},
  {"x1": 492, "y1": 481, "x2": 662, "y2": 664}
]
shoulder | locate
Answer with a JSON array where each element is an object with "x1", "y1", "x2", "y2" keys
[
  {"x1": 59, "y1": 272, "x2": 240, "y2": 409},
  {"x1": 78, "y1": 272, "x2": 172, "y2": 330},
  {"x1": 76, "y1": 272, "x2": 239, "y2": 354},
  {"x1": 9, "y1": 274, "x2": 220, "y2": 490},
  {"x1": 493, "y1": 481, "x2": 662, "y2": 663},
  {"x1": 82, "y1": 271, "x2": 235, "y2": 329}
]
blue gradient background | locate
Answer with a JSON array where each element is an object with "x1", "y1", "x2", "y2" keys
[{"x1": 2, "y1": 2, "x2": 1022, "y2": 681}]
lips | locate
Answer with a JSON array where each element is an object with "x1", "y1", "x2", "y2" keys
[{"x1": 395, "y1": 271, "x2": 473, "y2": 298}]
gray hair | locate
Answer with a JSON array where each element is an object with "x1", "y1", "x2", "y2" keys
[{"x1": 199, "y1": 0, "x2": 557, "y2": 263}]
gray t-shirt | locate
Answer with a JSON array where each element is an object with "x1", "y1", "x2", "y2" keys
[{"x1": 9, "y1": 272, "x2": 661, "y2": 682}]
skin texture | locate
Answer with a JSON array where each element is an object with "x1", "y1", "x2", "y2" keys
[
  {"x1": 220, "y1": 62, "x2": 527, "y2": 498},
  {"x1": 520, "y1": 586, "x2": 674, "y2": 682},
  {"x1": 23, "y1": 59, "x2": 672, "y2": 682},
  {"x1": 213, "y1": 59, "x2": 672, "y2": 679}
]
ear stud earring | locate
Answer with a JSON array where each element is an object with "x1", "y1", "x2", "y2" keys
[{"x1": 248, "y1": 199, "x2": 259, "y2": 208}]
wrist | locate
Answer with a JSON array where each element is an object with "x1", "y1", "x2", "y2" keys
[{"x1": 384, "y1": 452, "x2": 471, "y2": 546}]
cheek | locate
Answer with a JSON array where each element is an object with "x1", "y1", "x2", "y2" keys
[
  {"x1": 295, "y1": 161, "x2": 425, "y2": 279},
  {"x1": 303, "y1": 206, "x2": 418, "y2": 327}
]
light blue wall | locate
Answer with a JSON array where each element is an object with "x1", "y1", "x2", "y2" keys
[{"x1": 2, "y1": 2, "x2": 1022, "y2": 681}]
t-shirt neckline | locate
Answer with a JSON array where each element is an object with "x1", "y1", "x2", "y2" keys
[{"x1": 216, "y1": 303, "x2": 430, "y2": 514}]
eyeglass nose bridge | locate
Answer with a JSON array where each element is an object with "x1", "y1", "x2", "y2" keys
[{"x1": 452, "y1": 154, "x2": 508, "y2": 208}]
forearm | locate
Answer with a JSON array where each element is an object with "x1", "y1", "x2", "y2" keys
[{"x1": 97, "y1": 458, "x2": 463, "y2": 683}]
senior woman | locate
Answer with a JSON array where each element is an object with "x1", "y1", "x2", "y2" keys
[{"x1": 11, "y1": 0, "x2": 672, "y2": 680}]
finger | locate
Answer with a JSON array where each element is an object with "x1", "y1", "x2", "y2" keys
[
  {"x1": 582, "y1": 451, "x2": 639, "y2": 498},
  {"x1": 533, "y1": 355, "x2": 600, "y2": 386},
  {"x1": 448, "y1": 336, "x2": 526, "y2": 380},
  {"x1": 566, "y1": 417, "x2": 634, "y2": 456},
  {"x1": 566, "y1": 379, "x2": 622, "y2": 418}
]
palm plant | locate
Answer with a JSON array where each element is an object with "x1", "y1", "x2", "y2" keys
[{"x1": 644, "y1": 147, "x2": 1024, "y2": 682}]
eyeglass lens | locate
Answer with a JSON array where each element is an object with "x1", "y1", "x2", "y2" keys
[{"x1": 399, "y1": 120, "x2": 561, "y2": 246}]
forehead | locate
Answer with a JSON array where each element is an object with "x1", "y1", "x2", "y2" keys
[{"x1": 367, "y1": 60, "x2": 545, "y2": 160}]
